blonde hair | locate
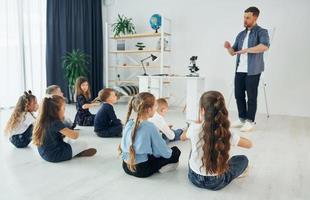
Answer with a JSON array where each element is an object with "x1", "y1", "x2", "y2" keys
[
  {"x1": 46, "y1": 85, "x2": 60, "y2": 95},
  {"x1": 118, "y1": 92, "x2": 155, "y2": 172},
  {"x1": 32, "y1": 95, "x2": 65, "y2": 146},
  {"x1": 75, "y1": 76, "x2": 91, "y2": 100},
  {"x1": 5, "y1": 91, "x2": 36, "y2": 134},
  {"x1": 156, "y1": 98, "x2": 168, "y2": 110}
]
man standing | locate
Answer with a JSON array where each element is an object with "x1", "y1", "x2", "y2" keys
[{"x1": 224, "y1": 7, "x2": 270, "y2": 132}]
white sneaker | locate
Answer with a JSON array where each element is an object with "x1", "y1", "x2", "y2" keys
[
  {"x1": 231, "y1": 119, "x2": 245, "y2": 128},
  {"x1": 159, "y1": 162, "x2": 179, "y2": 173},
  {"x1": 240, "y1": 121, "x2": 255, "y2": 132}
]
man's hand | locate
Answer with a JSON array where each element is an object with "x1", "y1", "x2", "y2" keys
[
  {"x1": 224, "y1": 41, "x2": 231, "y2": 49},
  {"x1": 224, "y1": 41, "x2": 236, "y2": 56},
  {"x1": 235, "y1": 49, "x2": 248, "y2": 55}
]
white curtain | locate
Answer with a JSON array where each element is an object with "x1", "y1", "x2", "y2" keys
[{"x1": 0, "y1": 0, "x2": 46, "y2": 108}]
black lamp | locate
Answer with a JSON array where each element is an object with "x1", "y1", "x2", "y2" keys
[{"x1": 140, "y1": 54, "x2": 158, "y2": 76}]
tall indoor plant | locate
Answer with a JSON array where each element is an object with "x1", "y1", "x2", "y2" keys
[{"x1": 62, "y1": 49, "x2": 89, "y2": 102}]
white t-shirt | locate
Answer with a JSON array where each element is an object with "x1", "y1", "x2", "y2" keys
[
  {"x1": 148, "y1": 112, "x2": 175, "y2": 140},
  {"x1": 187, "y1": 122, "x2": 240, "y2": 176},
  {"x1": 237, "y1": 30, "x2": 250, "y2": 73},
  {"x1": 10, "y1": 112, "x2": 36, "y2": 136}
]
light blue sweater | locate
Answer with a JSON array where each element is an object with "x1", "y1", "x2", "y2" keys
[{"x1": 121, "y1": 119, "x2": 172, "y2": 164}]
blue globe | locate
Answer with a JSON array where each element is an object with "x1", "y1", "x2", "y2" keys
[{"x1": 149, "y1": 14, "x2": 162, "y2": 33}]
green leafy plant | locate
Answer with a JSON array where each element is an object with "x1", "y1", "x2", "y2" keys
[
  {"x1": 62, "y1": 49, "x2": 89, "y2": 100},
  {"x1": 112, "y1": 14, "x2": 136, "y2": 37}
]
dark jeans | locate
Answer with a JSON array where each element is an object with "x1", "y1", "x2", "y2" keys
[
  {"x1": 95, "y1": 124, "x2": 123, "y2": 138},
  {"x1": 235, "y1": 72, "x2": 261, "y2": 122},
  {"x1": 188, "y1": 155, "x2": 248, "y2": 190},
  {"x1": 122, "y1": 146, "x2": 181, "y2": 178},
  {"x1": 162, "y1": 129, "x2": 183, "y2": 143},
  {"x1": 10, "y1": 125, "x2": 33, "y2": 148}
]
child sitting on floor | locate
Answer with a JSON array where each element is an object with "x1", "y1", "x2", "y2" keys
[
  {"x1": 46, "y1": 85, "x2": 75, "y2": 129},
  {"x1": 4, "y1": 91, "x2": 38, "y2": 148},
  {"x1": 94, "y1": 88, "x2": 123, "y2": 137},
  {"x1": 119, "y1": 92, "x2": 181, "y2": 178},
  {"x1": 33, "y1": 95, "x2": 96, "y2": 163},
  {"x1": 148, "y1": 98, "x2": 187, "y2": 143},
  {"x1": 74, "y1": 77, "x2": 99, "y2": 126},
  {"x1": 184, "y1": 91, "x2": 253, "y2": 190}
]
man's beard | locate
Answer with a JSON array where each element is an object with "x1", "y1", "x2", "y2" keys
[{"x1": 244, "y1": 23, "x2": 251, "y2": 28}]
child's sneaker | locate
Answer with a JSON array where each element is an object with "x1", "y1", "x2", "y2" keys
[{"x1": 159, "y1": 162, "x2": 179, "y2": 173}]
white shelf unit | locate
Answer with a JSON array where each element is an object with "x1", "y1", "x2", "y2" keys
[{"x1": 104, "y1": 16, "x2": 172, "y2": 98}]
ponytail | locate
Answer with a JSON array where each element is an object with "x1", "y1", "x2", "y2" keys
[
  {"x1": 127, "y1": 102, "x2": 143, "y2": 172},
  {"x1": 118, "y1": 96, "x2": 136, "y2": 159},
  {"x1": 125, "y1": 96, "x2": 135, "y2": 123},
  {"x1": 33, "y1": 95, "x2": 65, "y2": 146}
]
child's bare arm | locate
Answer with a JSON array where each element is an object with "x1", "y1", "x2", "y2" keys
[
  {"x1": 60, "y1": 128, "x2": 79, "y2": 139},
  {"x1": 82, "y1": 103, "x2": 100, "y2": 109}
]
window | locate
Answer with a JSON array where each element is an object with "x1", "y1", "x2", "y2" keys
[{"x1": 0, "y1": 0, "x2": 46, "y2": 108}]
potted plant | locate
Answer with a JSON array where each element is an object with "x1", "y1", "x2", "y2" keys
[
  {"x1": 112, "y1": 14, "x2": 136, "y2": 50},
  {"x1": 136, "y1": 42, "x2": 146, "y2": 50},
  {"x1": 62, "y1": 49, "x2": 89, "y2": 102}
]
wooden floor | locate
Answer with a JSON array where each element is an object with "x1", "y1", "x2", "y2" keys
[{"x1": 0, "y1": 104, "x2": 309, "y2": 200}]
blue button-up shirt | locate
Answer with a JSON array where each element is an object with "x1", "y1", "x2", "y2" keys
[{"x1": 232, "y1": 24, "x2": 270, "y2": 75}]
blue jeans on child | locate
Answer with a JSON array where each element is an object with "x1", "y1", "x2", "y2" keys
[
  {"x1": 188, "y1": 155, "x2": 249, "y2": 190},
  {"x1": 162, "y1": 129, "x2": 183, "y2": 143},
  {"x1": 10, "y1": 125, "x2": 33, "y2": 148}
]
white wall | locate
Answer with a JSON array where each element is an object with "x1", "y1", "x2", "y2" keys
[{"x1": 104, "y1": 0, "x2": 310, "y2": 117}]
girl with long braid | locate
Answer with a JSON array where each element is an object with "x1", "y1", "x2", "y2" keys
[
  {"x1": 119, "y1": 92, "x2": 181, "y2": 178},
  {"x1": 184, "y1": 91, "x2": 253, "y2": 190}
]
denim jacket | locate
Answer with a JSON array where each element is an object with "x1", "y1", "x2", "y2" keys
[{"x1": 232, "y1": 24, "x2": 270, "y2": 75}]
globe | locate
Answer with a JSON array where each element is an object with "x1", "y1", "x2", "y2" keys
[{"x1": 149, "y1": 14, "x2": 162, "y2": 33}]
